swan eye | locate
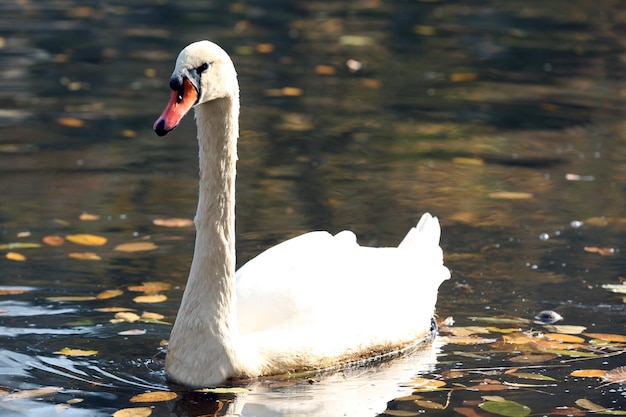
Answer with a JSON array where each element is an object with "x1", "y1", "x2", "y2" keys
[{"x1": 195, "y1": 63, "x2": 209, "y2": 75}]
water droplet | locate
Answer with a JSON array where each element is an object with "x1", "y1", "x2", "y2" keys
[
  {"x1": 539, "y1": 233, "x2": 550, "y2": 241},
  {"x1": 570, "y1": 220, "x2": 583, "y2": 228}
]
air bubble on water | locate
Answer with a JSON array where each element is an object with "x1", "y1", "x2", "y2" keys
[
  {"x1": 570, "y1": 220, "x2": 583, "y2": 228},
  {"x1": 539, "y1": 233, "x2": 549, "y2": 241}
]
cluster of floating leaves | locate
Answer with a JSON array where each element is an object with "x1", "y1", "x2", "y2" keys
[{"x1": 382, "y1": 314, "x2": 626, "y2": 417}]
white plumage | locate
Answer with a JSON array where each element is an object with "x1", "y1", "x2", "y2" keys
[{"x1": 153, "y1": 40, "x2": 450, "y2": 387}]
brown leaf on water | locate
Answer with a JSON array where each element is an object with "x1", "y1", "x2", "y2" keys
[
  {"x1": 407, "y1": 377, "x2": 447, "y2": 391},
  {"x1": 256, "y1": 43, "x2": 274, "y2": 53},
  {"x1": 502, "y1": 333, "x2": 533, "y2": 345},
  {"x1": 315, "y1": 64, "x2": 336, "y2": 75},
  {"x1": 570, "y1": 369, "x2": 607, "y2": 378},
  {"x1": 113, "y1": 407, "x2": 153, "y2": 417},
  {"x1": 43, "y1": 235, "x2": 65, "y2": 246},
  {"x1": 2, "y1": 387, "x2": 62, "y2": 401},
  {"x1": 141, "y1": 312, "x2": 165, "y2": 320},
  {"x1": 444, "y1": 326, "x2": 491, "y2": 337},
  {"x1": 55, "y1": 347, "x2": 98, "y2": 356},
  {"x1": 543, "y1": 333, "x2": 586, "y2": 344},
  {"x1": 602, "y1": 366, "x2": 626, "y2": 384},
  {"x1": 547, "y1": 406, "x2": 586, "y2": 416},
  {"x1": 129, "y1": 391, "x2": 178, "y2": 403},
  {"x1": 414, "y1": 399, "x2": 445, "y2": 409},
  {"x1": 68, "y1": 252, "x2": 101, "y2": 260},
  {"x1": 6, "y1": 252, "x2": 26, "y2": 262},
  {"x1": 583, "y1": 333, "x2": 626, "y2": 343},
  {"x1": 56, "y1": 117, "x2": 85, "y2": 128},
  {"x1": 128, "y1": 282, "x2": 171, "y2": 293},
  {"x1": 66, "y1": 234, "x2": 107, "y2": 246},
  {"x1": 574, "y1": 399, "x2": 607, "y2": 412},
  {"x1": 152, "y1": 218, "x2": 194, "y2": 227},
  {"x1": 509, "y1": 354, "x2": 557, "y2": 364},
  {"x1": 114, "y1": 242, "x2": 158, "y2": 253},
  {"x1": 46, "y1": 295, "x2": 97, "y2": 302},
  {"x1": 488, "y1": 191, "x2": 534, "y2": 200},
  {"x1": 133, "y1": 294, "x2": 167, "y2": 304},
  {"x1": 96, "y1": 289, "x2": 123, "y2": 300},
  {"x1": 0, "y1": 286, "x2": 33, "y2": 295},
  {"x1": 583, "y1": 246, "x2": 616, "y2": 256},
  {"x1": 466, "y1": 382, "x2": 513, "y2": 392},
  {"x1": 79, "y1": 212, "x2": 100, "y2": 221}
]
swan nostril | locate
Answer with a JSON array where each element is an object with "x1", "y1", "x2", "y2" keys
[{"x1": 169, "y1": 76, "x2": 182, "y2": 91}]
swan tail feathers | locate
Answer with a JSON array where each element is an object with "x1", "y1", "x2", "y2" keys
[{"x1": 398, "y1": 212, "x2": 442, "y2": 250}]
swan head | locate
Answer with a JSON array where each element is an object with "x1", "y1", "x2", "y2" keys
[{"x1": 153, "y1": 40, "x2": 238, "y2": 136}]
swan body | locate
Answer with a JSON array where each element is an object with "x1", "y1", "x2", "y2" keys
[{"x1": 153, "y1": 40, "x2": 450, "y2": 387}]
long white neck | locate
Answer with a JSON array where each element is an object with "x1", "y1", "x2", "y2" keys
[{"x1": 165, "y1": 94, "x2": 243, "y2": 386}]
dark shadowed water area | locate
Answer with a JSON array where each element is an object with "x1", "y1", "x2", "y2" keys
[{"x1": 0, "y1": 1, "x2": 625, "y2": 416}]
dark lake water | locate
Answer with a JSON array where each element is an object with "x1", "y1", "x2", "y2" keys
[{"x1": 1, "y1": 1, "x2": 625, "y2": 416}]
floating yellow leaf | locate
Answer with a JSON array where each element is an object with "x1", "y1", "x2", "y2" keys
[
  {"x1": 315, "y1": 65, "x2": 336, "y2": 75},
  {"x1": 6, "y1": 252, "x2": 26, "y2": 262},
  {"x1": 152, "y1": 218, "x2": 193, "y2": 227},
  {"x1": 570, "y1": 369, "x2": 607, "y2": 378},
  {"x1": 264, "y1": 87, "x2": 303, "y2": 97},
  {"x1": 114, "y1": 242, "x2": 158, "y2": 253},
  {"x1": 114, "y1": 312, "x2": 140, "y2": 322},
  {"x1": 56, "y1": 117, "x2": 85, "y2": 128},
  {"x1": 55, "y1": 347, "x2": 98, "y2": 356},
  {"x1": 583, "y1": 333, "x2": 626, "y2": 343},
  {"x1": 68, "y1": 252, "x2": 101, "y2": 260},
  {"x1": 46, "y1": 296, "x2": 97, "y2": 302},
  {"x1": 79, "y1": 212, "x2": 100, "y2": 221},
  {"x1": 129, "y1": 391, "x2": 178, "y2": 403},
  {"x1": 445, "y1": 326, "x2": 491, "y2": 337},
  {"x1": 256, "y1": 43, "x2": 274, "y2": 53},
  {"x1": 113, "y1": 407, "x2": 153, "y2": 417},
  {"x1": 408, "y1": 378, "x2": 447, "y2": 391},
  {"x1": 502, "y1": 333, "x2": 532, "y2": 345},
  {"x1": 414, "y1": 399, "x2": 445, "y2": 409},
  {"x1": 542, "y1": 325, "x2": 586, "y2": 334},
  {"x1": 66, "y1": 234, "x2": 107, "y2": 246},
  {"x1": 488, "y1": 192, "x2": 533, "y2": 200},
  {"x1": 141, "y1": 312, "x2": 165, "y2": 320},
  {"x1": 453, "y1": 157, "x2": 484, "y2": 166},
  {"x1": 128, "y1": 282, "x2": 171, "y2": 293},
  {"x1": 96, "y1": 289, "x2": 123, "y2": 300},
  {"x1": 134, "y1": 294, "x2": 167, "y2": 303},
  {"x1": 43, "y1": 235, "x2": 65, "y2": 246},
  {"x1": 449, "y1": 72, "x2": 479, "y2": 82},
  {"x1": 2, "y1": 387, "x2": 62, "y2": 401},
  {"x1": 583, "y1": 246, "x2": 616, "y2": 256},
  {"x1": 543, "y1": 333, "x2": 585, "y2": 343}
]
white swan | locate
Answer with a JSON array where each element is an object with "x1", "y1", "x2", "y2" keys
[{"x1": 153, "y1": 40, "x2": 450, "y2": 388}]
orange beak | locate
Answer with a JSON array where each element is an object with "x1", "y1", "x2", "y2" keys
[{"x1": 153, "y1": 78, "x2": 199, "y2": 136}]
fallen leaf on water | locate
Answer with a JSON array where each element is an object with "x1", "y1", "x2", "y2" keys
[
  {"x1": 0, "y1": 242, "x2": 42, "y2": 250},
  {"x1": 537, "y1": 348, "x2": 597, "y2": 358},
  {"x1": 488, "y1": 192, "x2": 533, "y2": 200},
  {"x1": 543, "y1": 333, "x2": 585, "y2": 343},
  {"x1": 440, "y1": 336, "x2": 497, "y2": 345},
  {"x1": 16, "y1": 231, "x2": 30, "y2": 238},
  {"x1": 56, "y1": 117, "x2": 85, "y2": 128},
  {"x1": 129, "y1": 391, "x2": 177, "y2": 403},
  {"x1": 315, "y1": 64, "x2": 336, "y2": 75},
  {"x1": 509, "y1": 373, "x2": 557, "y2": 381},
  {"x1": 574, "y1": 399, "x2": 626, "y2": 415},
  {"x1": 55, "y1": 347, "x2": 98, "y2": 356},
  {"x1": 113, "y1": 407, "x2": 153, "y2": 417},
  {"x1": 133, "y1": 294, "x2": 167, "y2": 304},
  {"x1": 79, "y1": 212, "x2": 100, "y2": 221},
  {"x1": 119, "y1": 329, "x2": 147, "y2": 336},
  {"x1": 114, "y1": 312, "x2": 141, "y2": 323},
  {"x1": 141, "y1": 312, "x2": 165, "y2": 320},
  {"x1": 452, "y1": 157, "x2": 485, "y2": 166},
  {"x1": 541, "y1": 325, "x2": 587, "y2": 334},
  {"x1": 407, "y1": 377, "x2": 447, "y2": 391},
  {"x1": 380, "y1": 410, "x2": 420, "y2": 417},
  {"x1": 114, "y1": 242, "x2": 158, "y2": 253},
  {"x1": 444, "y1": 326, "x2": 491, "y2": 337},
  {"x1": 450, "y1": 72, "x2": 479, "y2": 82},
  {"x1": 570, "y1": 369, "x2": 607, "y2": 378},
  {"x1": 502, "y1": 333, "x2": 532, "y2": 345},
  {"x1": 454, "y1": 407, "x2": 486, "y2": 417},
  {"x1": 66, "y1": 234, "x2": 107, "y2": 246},
  {"x1": 509, "y1": 354, "x2": 557, "y2": 364},
  {"x1": 479, "y1": 400, "x2": 531, "y2": 417},
  {"x1": 583, "y1": 246, "x2": 616, "y2": 256},
  {"x1": 128, "y1": 282, "x2": 171, "y2": 293},
  {"x1": 583, "y1": 333, "x2": 626, "y2": 343},
  {"x1": 469, "y1": 316, "x2": 530, "y2": 325},
  {"x1": 602, "y1": 283, "x2": 626, "y2": 294},
  {"x1": 46, "y1": 295, "x2": 97, "y2": 302},
  {"x1": 414, "y1": 399, "x2": 445, "y2": 409},
  {"x1": 43, "y1": 235, "x2": 65, "y2": 246},
  {"x1": 68, "y1": 252, "x2": 101, "y2": 260},
  {"x1": 152, "y1": 218, "x2": 193, "y2": 227},
  {"x1": 96, "y1": 289, "x2": 123, "y2": 300},
  {"x1": 256, "y1": 43, "x2": 274, "y2": 53},
  {"x1": 0, "y1": 286, "x2": 33, "y2": 295},
  {"x1": 547, "y1": 406, "x2": 586, "y2": 416},
  {"x1": 2, "y1": 387, "x2": 62, "y2": 401},
  {"x1": 6, "y1": 252, "x2": 25, "y2": 262},
  {"x1": 466, "y1": 383, "x2": 513, "y2": 392}
]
